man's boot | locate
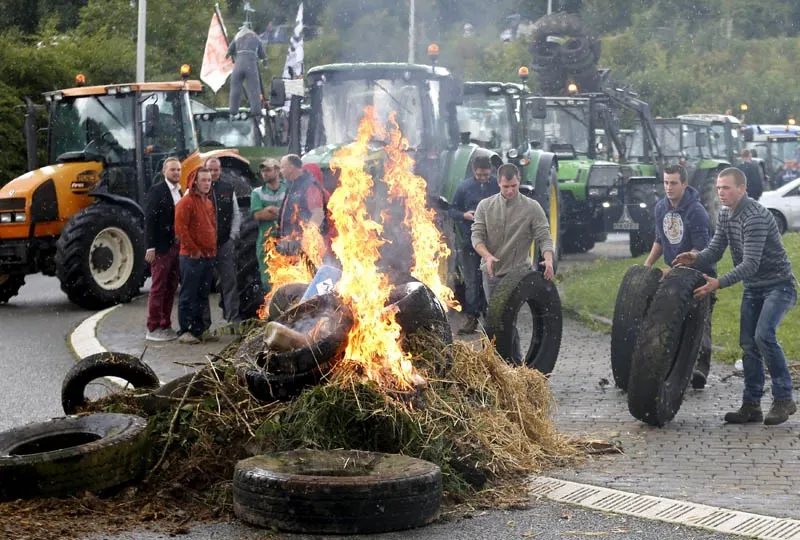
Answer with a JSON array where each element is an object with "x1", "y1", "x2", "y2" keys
[
  {"x1": 764, "y1": 400, "x2": 797, "y2": 426},
  {"x1": 457, "y1": 315, "x2": 478, "y2": 335},
  {"x1": 724, "y1": 402, "x2": 763, "y2": 424}
]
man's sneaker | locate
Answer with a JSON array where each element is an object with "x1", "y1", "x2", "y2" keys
[
  {"x1": 724, "y1": 402, "x2": 763, "y2": 424},
  {"x1": 764, "y1": 400, "x2": 797, "y2": 426},
  {"x1": 457, "y1": 315, "x2": 479, "y2": 335},
  {"x1": 691, "y1": 371, "x2": 707, "y2": 389},
  {"x1": 146, "y1": 329, "x2": 171, "y2": 342},
  {"x1": 178, "y1": 332, "x2": 201, "y2": 345}
]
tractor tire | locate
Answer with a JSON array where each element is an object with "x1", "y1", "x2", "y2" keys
[
  {"x1": 268, "y1": 282, "x2": 309, "y2": 321},
  {"x1": 237, "y1": 218, "x2": 266, "y2": 320},
  {"x1": 699, "y1": 170, "x2": 722, "y2": 231},
  {"x1": 626, "y1": 182, "x2": 659, "y2": 256},
  {"x1": 486, "y1": 267, "x2": 562, "y2": 375},
  {"x1": 629, "y1": 231, "x2": 654, "y2": 257},
  {"x1": 241, "y1": 361, "x2": 334, "y2": 402},
  {"x1": 232, "y1": 449, "x2": 442, "y2": 534},
  {"x1": 55, "y1": 203, "x2": 145, "y2": 310},
  {"x1": 0, "y1": 413, "x2": 149, "y2": 501},
  {"x1": 530, "y1": 12, "x2": 584, "y2": 44},
  {"x1": 220, "y1": 166, "x2": 259, "y2": 199},
  {"x1": 532, "y1": 164, "x2": 562, "y2": 274},
  {"x1": 0, "y1": 274, "x2": 25, "y2": 304},
  {"x1": 559, "y1": 37, "x2": 595, "y2": 67},
  {"x1": 610, "y1": 265, "x2": 663, "y2": 390},
  {"x1": 61, "y1": 352, "x2": 160, "y2": 415},
  {"x1": 627, "y1": 268, "x2": 708, "y2": 426},
  {"x1": 561, "y1": 229, "x2": 595, "y2": 254}
]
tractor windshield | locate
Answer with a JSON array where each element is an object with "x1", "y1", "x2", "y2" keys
[
  {"x1": 139, "y1": 90, "x2": 198, "y2": 158},
  {"x1": 49, "y1": 94, "x2": 137, "y2": 164},
  {"x1": 319, "y1": 78, "x2": 426, "y2": 147},
  {"x1": 196, "y1": 115, "x2": 259, "y2": 147},
  {"x1": 654, "y1": 123, "x2": 682, "y2": 157},
  {"x1": 530, "y1": 103, "x2": 590, "y2": 154},
  {"x1": 456, "y1": 94, "x2": 513, "y2": 150}
]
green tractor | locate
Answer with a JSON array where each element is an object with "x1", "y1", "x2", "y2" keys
[{"x1": 271, "y1": 58, "x2": 557, "y2": 296}]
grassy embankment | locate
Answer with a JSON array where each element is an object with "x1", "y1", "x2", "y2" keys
[{"x1": 558, "y1": 232, "x2": 800, "y2": 364}]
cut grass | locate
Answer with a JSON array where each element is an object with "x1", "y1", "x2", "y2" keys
[{"x1": 558, "y1": 232, "x2": 800, "y2": 364}]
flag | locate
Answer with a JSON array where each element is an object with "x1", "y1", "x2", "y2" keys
[
  {"x1": 200, "y1": 8, "x2": 234, "y2": 93},
  {"x1": 282, "y1": 3, "x2": 304, "y2": 80}
]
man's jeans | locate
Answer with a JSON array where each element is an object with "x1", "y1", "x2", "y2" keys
[
  {"x1": 740, "y1": 281, "x2": 797, "y2": 404},
  {"x1": 146, "y1": 244, "x2": 179, "y2": 332},
  {"x1": 203, "y1": 239, "x2": 240, "y2": 327},
  {"x1": 459, "y1": 246, "x2": 484, "y2": 317},
  {"x1": 179, "y1": 256, "x2": 214, "y2": 338}
]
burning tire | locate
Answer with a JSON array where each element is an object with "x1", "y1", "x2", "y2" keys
[
  {"x1": 486, "y1": 267, "x2": 562, "y2": 375},
  {"x1": 61, "y1": 352, "x2": 160, "y2": 414},
  {"x1": 267, "y1": 282, "x2": 308, "y2": 321},
  {"x1": 56, "y1": 203, "x2": 145, "y2": 310},
  {"x1": 236, "y1": 218, "x2": 266, "y2": 320},
  {"x1": 610, "y1": 265, "x2": 662, "y2": 390},
  {"x1": 388, "y1": 281, "x2": 453, "y2": 346},
  {"x1": 0, "y1": 413, "x2": 149, "y2": 501},
  {"x1": 627, "y1": 268, "x2": 708, "y2": 426},
  {"x1": 0, "y1": 274, "x2": 25, "y2": 304},
  {"x1": 232, "y1": 449, "x2": 442, "y2": 534}
]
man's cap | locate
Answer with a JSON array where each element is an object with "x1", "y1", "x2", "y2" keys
[{"x1": 260, "y1": 158, "x2": 280, "y2": 169}]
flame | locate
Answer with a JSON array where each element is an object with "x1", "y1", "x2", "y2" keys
[{"x1": 383, "y1": 113, "x2": 459, "y2": 310}]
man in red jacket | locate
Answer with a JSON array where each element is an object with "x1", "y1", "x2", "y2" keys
[{"x1": 175, "y1": 168, "x2": 217, "y2": 344}]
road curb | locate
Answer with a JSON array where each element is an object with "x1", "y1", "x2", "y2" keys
[{"x1": 68, "y1": 304, "x2": 117, "y2": 360}]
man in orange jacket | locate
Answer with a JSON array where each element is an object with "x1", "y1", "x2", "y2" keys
[{"x1": 175, "y1": 168, "x2": 217, "y2": 344}]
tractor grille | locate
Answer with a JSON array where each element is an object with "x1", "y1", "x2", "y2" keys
[{"x1": 0, "y1": 198, "x2": 25, "y2": 212}]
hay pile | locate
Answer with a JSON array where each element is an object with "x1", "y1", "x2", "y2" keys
[{"x1": 0, "y1": 328, "x2": 580, "y2": 539}]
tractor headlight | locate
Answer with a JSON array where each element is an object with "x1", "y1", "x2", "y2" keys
[
  {"x1": 588, "y1": 188, "x2": 601, "y2": 197},
  {"x1": 0, "y1": 214, "x2": 11, "y2": 223},
  {"x1": 507, "y1": 148, "x2": 519, "y2": 160},
  {"x1": 14, "y1": 213, "x2": 26, "y2": 223}
]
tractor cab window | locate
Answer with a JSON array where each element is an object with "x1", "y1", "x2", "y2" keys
[
  {"x1": 456, "y1": 94, "x2": 513, "y2": 151},
  {"x1": 140, "y1": 91, "x2": 197, "y2": 189},
  {"x1": 49, "y1": 94, "x2": 136, "y2": 165},
  {"x1": 627, "y1": 125, "x2": 646, "y2": 160},
  {"x1": 682, "y1": 124, "x2": 703, "y2": 159},
  {"x1": 196, "y1": 115, "x2": 258, "y2": 147},
  {"x1": 654, "y1": 123, "x2": 681, "y2": 157},
  {"x1": 708, "y1": 124, "x2": 730, "y2": 159},
  {"x1": 542, "y1": 103, "x2": 589, "y2": 154}
]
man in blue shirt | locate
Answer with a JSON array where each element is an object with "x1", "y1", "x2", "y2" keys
[
  {"x1": 644, "y1": 164, "x2": 715, "y2": 388},
  {"x1": 448, "y1": 155, "x2": 500, "y2": 334}
]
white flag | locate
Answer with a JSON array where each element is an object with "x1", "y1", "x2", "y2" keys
[
  {"x1": 200, "y1": 10, "x2": 234, "y2": 93},
  {"x1": 282, "y1": 3, "x2": 304, "y2": 80}
]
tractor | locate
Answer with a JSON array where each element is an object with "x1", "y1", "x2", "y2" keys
[
  {"x1": 0, "y1": 69, "x2": 263, "y2": 316},
  {"x1": 743, "y1": 124, "x2": 800, "y2": 188}
]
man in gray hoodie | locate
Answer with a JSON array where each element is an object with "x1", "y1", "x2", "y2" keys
[{"x1": 471, "y1": 163, "x2": 554, "y2": 364}]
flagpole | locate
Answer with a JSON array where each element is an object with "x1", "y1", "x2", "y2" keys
[
  {"x1": 408, "y1": 0, "x2": 415, "y2": 63},
  {"x1": 136, "y1": 0, "x2": 146, "y2": 81}
]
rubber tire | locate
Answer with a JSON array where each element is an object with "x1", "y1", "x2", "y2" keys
[
  {"x1": 486, "y1": 267, "x2": 562, "y2": 375},
  {"x1": 267, "y1": 282, "x2": 308, "y2": 321},
  {"x1": 55, "y1": 203, "x2": 145, "y2": 310},
  {"x1": 610, "y1": 265, "x2": 663, "y2": 390},
  {"x1": 232, "y1": 449, "x2": 441, "y2": 534},
  {"x1": 61, "y1": 352, "x2": 160, "y2": 414},
  {"x1": 0, "y1": 413, "x2": 149, "y2": 501},
  {"x1": 0, "y1": 274, "x2": 25, "y2": 304},
  {"x1": 770, "y1": 209, "x2": 788, "y2": 235},
  {"x1": 627, "y1": 268, "x2": 708, "y2": 426},
  {"x1": 629, "y1": 230, "x2": 655, "y2": 257},
  {"x1": 562, "y1": 229, "x2": 595, "y2": 254},
  {"x1": 388, "y1": 281, "x2": 453, "y2": 346},
  {"x1": 532, "y1": 165, "x2": 562, "y2": 274},
  {"x1": 236, "y1": 218, "x2": 266, "y2": 320},
  {"x1": 242, "y1": 362, "x2": 333, "y2": 402},
  {"x1": 530, "y1": 12, "x2": 584, "y2": 44}
]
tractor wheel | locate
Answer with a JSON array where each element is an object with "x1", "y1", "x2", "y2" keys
[
  {"x1": 0, "y1": 274, "x2": 25, "y2": 304},
  {"x1": 629, "y1": 231, "x2": 654, "y2": 257},
  {"x1": 532, "y1": 165, "x2": 561, "y2": 274},
  {"x1": 56, "y1": 203, "x2": 145, "y2": 310},
  {"x1": 561, "y1": 229, "x2": 594, "y2": 254},
  {"x1": 236, "y1": 218, "x2": 266, "y2": 320},
  {"x1": 559, "y1": 37, "x2": 596, "y2": 68},
  {"x1": 220, "y1": 166, "x2": 258, "y2": 199},
  {"x1": 699, "y1": 170, "x2": 721, "y2": 231},
  {"x1": 530, "y1": 12, "x2": 584, "y2": 44},
  {"x1": 627, "y1": 182, "x2": 658, "y2": 256}
]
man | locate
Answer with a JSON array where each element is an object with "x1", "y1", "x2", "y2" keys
[
  {"x1": 736, "y1": 148, "x2": 763, "y2": 200},
  {"x1": 202, "y1": 158, "x2": 242, "y2": 326},
  {"x1": 448, "y1": 155, "x2": 500, "y2": 334},
  {"x1": 175, "y1": 168, "x2": 217, "y2": 344},
  {"x1": 143, "y1": 157, "x2": 182, "y2": 342},
  {"x1": 472, "y1": 163, "x2": 554, "y2": 364},
  {"x1": 226, "y1": 24, "x2": 267, "y2": 117},
  {"x1": 251, "y1": 158, "x2": 286, "y2": 290},
  {"x1": 644, "y1": 164, "x2": 715, "y2": 389},
  {"x1": 277, "y1": 154, "x2": 326, "y2": 253},
  {"x1": 776, "y1": 160, "x2": 800, "y2": 189},
  {"x1": 674, "y1": 168, "x2": 797, "y2": 426}
]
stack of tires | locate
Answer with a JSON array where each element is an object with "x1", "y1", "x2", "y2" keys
[
  {"x1": 530, "y1": 12, "x2": 602, "y2": 96},
  {"x1": 611, "y1": 265, "x2": 709, "y2": 426}
]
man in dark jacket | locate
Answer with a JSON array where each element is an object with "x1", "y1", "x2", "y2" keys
[
  {"x1": 448, "y1": 155, "x2": 500, "y2": 334},
  {"x1": 277, "y1": 154, "x2": 326, "y2": 251},
  {"x1": 644, "y1": 164, "x2": 715, "y2": 388},
  {"x1": 144, "y1": 157, "x2": 183, "y2": 342},
  {"x1": 736, "y1": 148, "x2": 763, "y2": 200}
]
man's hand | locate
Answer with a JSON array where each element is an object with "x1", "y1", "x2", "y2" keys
[
  {"x1": 463, "y1": 210, "x2": 475, "y2": 222},
  {"x1": 693, "y1": 274, "x2": 720, "y2": 299},
  {"x1": 673, "y1": 251, "x2": 698, "y2": 267},
  {"x1": 145, "y1": 248, "x2": 155, "y2": 264},
  {"x1": 540, "y1": 259, "x2": 554, "y2": 281},
  {"x1": 484, "y1": 254, "x2": 500, "y2": 278}
]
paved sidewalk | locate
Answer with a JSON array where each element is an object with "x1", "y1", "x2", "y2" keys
[{"x1": 88, "y1": 292, "x2": 800, "y2": 522}]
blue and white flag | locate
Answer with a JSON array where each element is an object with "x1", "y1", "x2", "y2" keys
[{"x1": 282, "y1": 3, "x2": 304, "y2": 80}]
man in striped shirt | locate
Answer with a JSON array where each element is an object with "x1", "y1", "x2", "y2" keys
[{"x1": 675, "y1": 167, "x2": 797, "y2": 426}]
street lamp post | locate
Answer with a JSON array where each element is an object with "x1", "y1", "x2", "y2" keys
[
  {"x1": 136, "y1": 0, "x2": 146, "y2": 81},
  {"x1": 408, "y1": 0, "x2": 415, "y2": 64}
]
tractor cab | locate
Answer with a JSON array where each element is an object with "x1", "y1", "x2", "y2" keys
[
  {"x1": 743, "y1": 124, "x2": 800, "y2": 186},
  {"x1": 457, "y1": 82, "x2": 523, "y2": 155}
]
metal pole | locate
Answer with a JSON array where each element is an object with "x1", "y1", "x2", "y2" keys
[
  {"x1": 136, "y1": 0, "x2": 147, "y2": 81},
  {"x1": 547, "y1": 0, "x2": 552, "y2": 15},
  {"x1": 408, "y1": 0, "x2": 415, "y2": 64}
]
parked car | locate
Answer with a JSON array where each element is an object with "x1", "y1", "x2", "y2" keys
[{"x1": 759, "y1": 177, "x2": 800, "y2": 234}]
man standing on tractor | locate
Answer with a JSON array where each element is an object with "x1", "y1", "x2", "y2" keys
[
  {"x1": 448, "y1": 155, "x2": 499, "y2": 335},
  {"x1": 472, "y1": 163, "x2": 555, "y2": 364},
  {"x1": 643, "y1": 164, "x2": 715, "y2": 389},
  {"x1": 144, "y1": 157, "x2": 182, "y2": 342},
  {"x1": 675, "y1": 168, "x2": 797, "y2": 426},
  {"x1": 201, "y1": 157, "x2": 242, "y2": 326},
  {"x1": 251, "y1": 158, "x2": 286, "y2": 290}
]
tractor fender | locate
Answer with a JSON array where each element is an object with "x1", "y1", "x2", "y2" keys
[
  {"x1": 89, "y1": 190, "x2": 143, "y2": 221},
  {"x1": 531, "y1": 151, "x2": 558, "y2": 191}
]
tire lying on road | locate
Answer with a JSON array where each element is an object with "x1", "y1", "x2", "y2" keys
[
  {"x1": 61, "y1": 352, "x2": 160, "y2": 415},
  {"x1": 233, "y1": 449, "x2": 442, "y2": 534},
  {"x1": 610, "y1": 265, "x2": 663, "y2": 390},
  {"x1": 485, "y1": 267, "x2": 562, "y2": 375},
  {"x1": 627, "y1": 267, "x2": 708, "y2": 426},
  {"x1": 0, "y1": 413, "x2": 149, "y2": 501}
]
